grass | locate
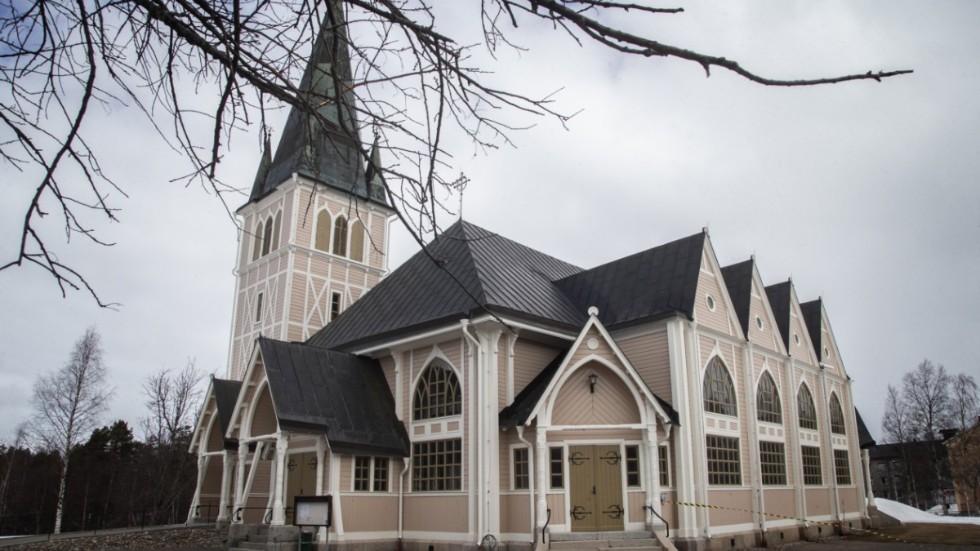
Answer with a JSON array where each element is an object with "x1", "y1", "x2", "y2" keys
[{"x1": 847, "y1": 522, "x2": 980, "y2": 546}]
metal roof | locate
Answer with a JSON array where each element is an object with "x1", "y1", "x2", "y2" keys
[
  {"x1": 764, "y1": 281, "x2": 793, "y2": 350},
  {"x1": 800, "y1": 299, "x2": 824, "y2": 362},
  {"x1": 855, "y1": 408, "x2": 876, "y2": 449},
  {"x1": 213, "y1": 378, "x2": 243, "y2": 449},
  {"x1": 259, "y1": 338, "x2": 409, "y2": 456},
  {"x1": 721, "y1": 259, "x2": 754, "y2": 335},
  {"x1": 246, "y1": 5, "x2": 386, "y2": 208}
]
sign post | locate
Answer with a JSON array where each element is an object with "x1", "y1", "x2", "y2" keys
[{"x1": 293, "y1": 496, "x2": 332, "y2": 551}]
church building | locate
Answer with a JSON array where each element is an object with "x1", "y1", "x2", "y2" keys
[{"x1": 187, "y1": 11, "x2": 873, "y2": 551}]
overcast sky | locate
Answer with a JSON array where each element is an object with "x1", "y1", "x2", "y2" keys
[{"x1": 1, "y1": 1, "x2": 978, "y2": 445}]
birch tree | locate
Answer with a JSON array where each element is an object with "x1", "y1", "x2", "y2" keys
[{"x1": 27, "y1": 328, "x2": 112, "y2": 534}]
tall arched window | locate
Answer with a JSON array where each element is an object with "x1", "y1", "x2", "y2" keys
[
  {"x1": 261, "y1": 215, "x2": 274, "y2": 256},
  {"x1": 829, "y1": 393, "x2": 846, "y2": 435},
  {"x1": 332, "y1": 215, "x2": 349, "y2": 256},
  {"x1": 414, "y1": 361, "x2": 461, "y2": 420},
  {"x1": 703, "y1": 357, "x2": 737, "y2": 416},
  {"x1": 252, "y1": 220, "x2": 265, "y2": 261},
  {"x1": 349, "y1": 220, "x2": 365, "y2": 262},
  {"x1": 314, "y1": 210, "x2": 331, "y2": 252},
  {"x1": 756, "y1": 371, "x2": 782, "y2": 424},
  {"x1": 797, "y1": 383, "x2": 817, "y2": 430},
  {"x1": 272, "y1": 211, "x2": 282, "y2": 251}
]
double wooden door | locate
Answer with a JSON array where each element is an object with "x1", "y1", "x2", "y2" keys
[{"x1": 568, "y1": 445, "x2": 625, "y2": 532}]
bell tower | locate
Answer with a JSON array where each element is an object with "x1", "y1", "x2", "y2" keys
[{"x1": 225, "y1": 5, "x2": 393, "y2": 379}]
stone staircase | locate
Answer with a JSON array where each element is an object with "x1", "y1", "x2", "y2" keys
[
  {"x1": 228, "y1": 524, "x2": 303, "y2": 551},
  {"x1": 549, "y1": 532, "x2": 664, "y2": 551}
]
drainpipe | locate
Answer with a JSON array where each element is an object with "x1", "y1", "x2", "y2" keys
[
  {"x1": 399, "y1": 458, "x2": 411, "y2": 540},
  {"x1": 517, "y1": 426, "x2": 535, "y2": 545},
  {"x1": 820, "y1": 367, "x2": 842, "y2": 528}
]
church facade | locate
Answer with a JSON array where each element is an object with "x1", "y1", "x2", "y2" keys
[{"x1": 186, "y1": 12, "x2": 873, "y2": 551}]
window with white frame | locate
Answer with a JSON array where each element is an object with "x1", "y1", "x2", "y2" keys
[
  {"x1": 757, "y1": 371, "x2": 782, "y2": 424},
  {"x1": 332, "y1": 215, "x2": 348, "y2": 256},
  {"x1": 314, "y1": 210, "x2": 331, "y2": 252},
  {"x1": 703, "y1": 357, "x2": 737, "y2": 416},
  {"x1": 625, "y1": 445, "x2": 641, "y2": 487},
  {"x1": 659, "y1": 444, "x2": 670, "y2": 487},
  {"x1": 829, "y1": 393, "x2": 846, "y2": 435},
  {"x1": 353, "y1": 456, "x2": 389, "y2": 492},
  {"x1": 412, "y1": 439, "x2": 461, "y2": 491},
  {"x1": 833, "y1": 449, "x2": 851, "y2": 485},
  {"x1": 513, "y1": 447, "x2": 529, "y2": 490},
  {"x1": 801, "y1": 446, "x2": 822, "y2": 485},
  {"x1": 797, "y1": 383, "x2": 818, "y2": 430},
  {"x1": 706, "y1": 435, "x2": 741, "y2": 485},
  {"x1": 550, "y1": 447, "x2": 564, "y2": 489},
  {"x1": 759, "y1": 441, "x2": 787, "y2": 485},
  {"x1": 413, "y1": 360, "x2": 461, "y2": 421}
]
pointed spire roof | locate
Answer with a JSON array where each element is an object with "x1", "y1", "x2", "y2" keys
[
  {"x1": 765, "y1": 280, "x2": 793, "y2": 349},
  {"x1": 721, "y1": 258, "x2": 755, "y2": 334},
  {"x1": 799, "y1": 298, "x2": 825, "y2": 361},
  {"x1": 247, "y1": 3, "x2": 388, "y2": 207}
]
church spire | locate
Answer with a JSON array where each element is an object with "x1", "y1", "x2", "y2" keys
[{"x1": 248, "y1": 2, "x2": 385, "y2": 206}]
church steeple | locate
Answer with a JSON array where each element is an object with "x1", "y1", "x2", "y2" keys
[{"x1": 248, "y1": 2, "x2": 384, "y2": 206}]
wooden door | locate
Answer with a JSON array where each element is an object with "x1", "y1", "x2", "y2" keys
[{"x1": 568, "y1": 445, "x2": 625, "y2": 532}]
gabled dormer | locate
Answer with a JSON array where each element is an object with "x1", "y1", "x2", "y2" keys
[
  {"x1": 765, "y1": 280, "x2": 819, "y2": 366},
  {"x1": 721, "y1": 259, "x2": 786, "y2": 355},
  {"x1": 692, "y1": 233, "x2": 745, "y2": 340},
  {"x1": 800, "y1": 299, "x2": 848, "y2": 378}
]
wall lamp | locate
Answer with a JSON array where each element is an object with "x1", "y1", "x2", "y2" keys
[{"x1": 588, "y1": 373, "x2": 598, "y2": 394}]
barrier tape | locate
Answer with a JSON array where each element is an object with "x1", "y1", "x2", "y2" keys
[{"x1": 662, "y1": 498, "x2": 916, "y2": 546}]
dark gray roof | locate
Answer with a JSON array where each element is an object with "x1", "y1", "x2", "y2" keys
[
  {"x1": 213, "y1": 378, "x2": 243, "y2": 449},
  {"x1": 800, "y1": 299, "x2": 823, "y2": 362},
  {"x1": 855, "y1": 408, "x2": 876, "y2": 449},
  {"x1": 259, "y1": 338, "x2": 409, "y2": 456},
  {"x1": 555, "y1": 231, "x2": 706, "y2": 328},
  {"x1": 308, "y1": 221, "x2": 585, "y2": 350},
  {"x1": 765, "y1": 281, "x2": 792, "y2": 350},
  {"x1": 721, "y1": 259, "x2": 754, "y2": 335},
  {"x1": 247, "y1": 7, "x2": 387, "y2": 207}
]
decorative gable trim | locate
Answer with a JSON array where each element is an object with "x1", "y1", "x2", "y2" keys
[
  {"x1": 700, "y1": 235, "x2": 746, "y2": 341},
  {"x1": 525, "y1": 307, "x2": 674, "y2": 428},
  {"x1": 750, "y1": 263, "x2": 788, "y2": 356}
]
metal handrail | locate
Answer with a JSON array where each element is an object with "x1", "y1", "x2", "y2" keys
[
  {"x1": 643, "y1": 505, "x2": 669, "y2": 539},
  {"x1": 541, "y1": 508, "x2": 551, "y2": 545}
]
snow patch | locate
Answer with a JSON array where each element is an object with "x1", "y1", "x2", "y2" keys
[{"x1": 875, "y1": 498, "x2": 980, "y2": 525}]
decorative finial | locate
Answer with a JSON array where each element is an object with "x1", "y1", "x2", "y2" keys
[{"x1": 587, "y1": 306, "x2": 599, "y2": 317}]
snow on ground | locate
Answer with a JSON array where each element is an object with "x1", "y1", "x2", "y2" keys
[{"x1": 876, "y1": 498, "x2": 980, "y2": 525}]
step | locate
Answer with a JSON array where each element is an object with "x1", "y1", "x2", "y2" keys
[
  {"x1": 238, "y1": 542, "x2": 269, "y2": 551},
  {"x1": 551, "y1": 538, "x2": 660, "y2": 550}
]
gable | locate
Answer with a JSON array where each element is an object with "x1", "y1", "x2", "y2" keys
[
  {"x1": 693, "y1": 247, "x2": 741, "y2": 338},
  {"x1": 747, "y1": 272, "x2": 784, "y2": 354}
]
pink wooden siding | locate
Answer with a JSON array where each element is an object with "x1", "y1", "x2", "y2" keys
[
  {"x1": 251, "y1": 388, "x2": 278, "y2": 436},
  {"x1": 403, "y1": 495, "x2": 468, "y2": 532},
  {"x1": 617, "y1": 331, "x2": 672, "y2": 406},
  {"x1": 513, "y1": 340, "x2": 560, "y2": 400},
  {"x1": 500, "y1": 494, "x2": 532, "y2": 534},
  {"x1": 567, "y1": 328, "x2": 615, "y2": 366},
  {"x1": 693, "y1": 260, "x2": 736, "y2": 337},
  {"x1": 749, "y1": 288, "x2": 780, "y2": 352},
  {"x1": 707, "y1": 489, "x2": 753, "y2": 527},
  {"x1": 552, "y1": 362, "x2": 640, "y2": 426},
  {"x1": 627, "y1": 491, "x2": 647, "y2": 524},
  {"x1": 205, "y1": 414, "x2": 223, "y2": 453},
  {"x1": 762, "y1": 488, "x2": 797, "y2": 520},
  {"x1": 838, "y1": 487, "x2": 860, "y2": 516},
  {"x1": 341, "y1": 495, "x2": 399, "y2": 532},
  {"x1": 804, "y1": 488, "x2": 831, "y2": 518}
]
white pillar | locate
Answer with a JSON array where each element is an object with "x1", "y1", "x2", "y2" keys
[
  {"x1": 234, "y1": 441, "x2": 249, "y2": 523},
  {"x1": 316, "y1": 437, "x2": 327, "y2": 495},
  {"x1": 535, "y1": 429, "x2": 549, "y2": 532},
  {"x1": 188, "y1": 454, "x2": 208, "y2": 522},
  {"x1": 272, "y1": 433, "x2": 289, "y2": 525},
  {"x1": 862, "y1": 449, "x2": 875, "y2": 507},
  {"x1": 645, "y1": 420, "x2": 661, "y2": 529},
  {"x1": 218, "y1": 451, "x2": 233, "y2": 522}
]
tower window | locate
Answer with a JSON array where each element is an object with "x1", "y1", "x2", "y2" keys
[
  {"x1": 272, "y1": 211, "x2": 282, "y2": 251},
  {"x1": 255, "y1": 292, "x2": 263, "y2": 323},
  {"x1": 332, "y1": 216, "x2": 348, "y2": 256},
  {"x1": 350, "y1": 220, "x2": 365, "y2": 262},
  {"x1": 314, "y1": 210, "x2": 331, "y2": 252},
  {"x1": 252, "y1": 220, "x2": 265, "y2": 261},
  {"x1": 262, "y1": 216, "x2": 273, "y2": 256},
  {"x1": 330, "y1": 292, "x2": 342, "y2": 321}
]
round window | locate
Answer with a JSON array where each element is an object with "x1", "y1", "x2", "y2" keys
[
  {"x1": 755, "y1": 316, "x2": 764, "y2": 330},
  {"x1": 706, "y1": 295, "x2": 716, "y2": 311},
  {"x1": 794, "y1": 333, "x2": 800, "y2": 345}
]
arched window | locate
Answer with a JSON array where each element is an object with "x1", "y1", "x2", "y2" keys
[
  {"x1": 413, "y1": 361, "x2": 461, "y2": 420},
  {"x1": 252, "y1": 220, "x2": 265, "y2": 261},
  {"x1": 272, "y1": 211, "x2": 282, "y2": 251},
  {"x1": 261, "y1": 216, "x2": 273, "y2": 256},
  {"x1": 756, "y1": 371, "x2": 782, "y2": 424},
  {"x1": 703, "y1": 357, "x2": 737, "y2": 416},
  {"x1": 829, "y1": 393, "x2": 846, "y2": 435},
  {"x1": 797, "y1": 383, "x2": 817, "y2": 430},
  {"x1": 314, "y1": 210, "x2": 331, "y2": 252},
  {"x1": 349, "y1": 220, "x2": 365, "y2": 262},
  {"x1": 332, "y1": 215, "x2": 348, "y2": 257}
]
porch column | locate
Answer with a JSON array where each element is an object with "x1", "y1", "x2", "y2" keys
[
  {"x1": 316, "y1": 437, "x2": 327, "y2": 495},
  {"x1": 271, "y1": 433, "x2": 289, "y2": 525},
  {"x1": 188, "y1": 454, "x2": 208, "y2": 522},
  {"x1": 645, "y1": 421, "x2": 661, "y2": 529},
  {"x1": 862, "y1": 449, "x2": 876, "y2": 508},
  {"x1": 535, "y1": 429, "x2": 549, "y2": 532},
  {"x1": 218, "y1": 450, "x2": 233, "y2": 522},
  {"x1": 234, "y1": 441, "x2": 249, "y2": 523}
]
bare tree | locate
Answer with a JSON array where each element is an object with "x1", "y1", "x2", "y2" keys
[
  {"x1": 141, "y1": 360, "x2": 204, "y2": 445},
  {"x1": 882, "y1": 384, "x2": 912, "y2": 445},
  {"x1": 902, "y1": 359, "x2": 953, "y2": 442},
  {"x1": 0, "y1": 425, "x2": 28, "y2": 529},
  {"x1": 950, "y1": 373, "x2": 979, "y2": 430},
  {"x1": 0, "y1": 0, "x2": 912, "y2": 306},
  {"x1": 27, "y1": 327, "x2": 113, "y2": 534}
]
